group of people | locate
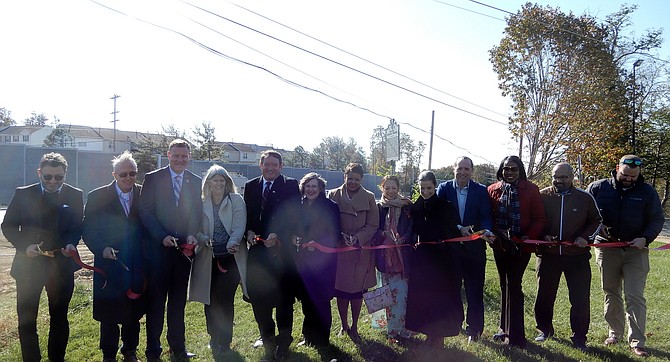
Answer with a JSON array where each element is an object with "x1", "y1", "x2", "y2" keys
[
  {"x1": 1, "y1": 143, "x2": 664, "y2": 362},
  {"x1": 370, "y1": 154, "x2": 664, "y2": 358}
]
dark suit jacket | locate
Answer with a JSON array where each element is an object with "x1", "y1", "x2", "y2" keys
[
  {"x1": 243, "y1": 174, "x2": 300, "y2": 304},
  {"x1": 436, "y1": 179, "x2": 493, "y2": 231},
  {"x1": 1, "y1": 183, "x2": 84, "y2": 280},
  {"x1": 138, "y1": 166, "x2": 203, "y2": 264},
  {"x1": 82, "y1": 181, "x2": 145, "y2": 323}
]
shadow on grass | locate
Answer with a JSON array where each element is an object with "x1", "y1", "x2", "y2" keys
[{"x1": 398, "y1": 343, "x2": 484, "y2": 362}]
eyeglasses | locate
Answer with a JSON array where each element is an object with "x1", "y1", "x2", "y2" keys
[
  {"x1": 622, "y1": 159, "x2": 642, "y2": 167},
  {"x1": 502, "y1": 166, "x2": 519, "y2": 172},
  {"x1": 117, "y1": 171, "x2": 138, "y2": 178},
  {"x1": 42, "y1": 174, "x2": 65, "y2": 181}
]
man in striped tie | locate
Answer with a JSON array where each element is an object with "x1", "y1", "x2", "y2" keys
[{"x1": 139, "y1": 139, "x2": 203, "y2": 361}]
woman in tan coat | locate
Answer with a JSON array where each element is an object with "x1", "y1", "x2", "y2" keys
[
  {"x1": 327, "y1": 163, "x2": 379, "y2": 342},
  {"x1": 188, "y1": 165, "x2": 248, "y2": 360}
]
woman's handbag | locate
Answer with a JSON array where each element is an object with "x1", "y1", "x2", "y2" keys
[{"x1": 363, "y1": 284, "x2": 394, "y2": 313}]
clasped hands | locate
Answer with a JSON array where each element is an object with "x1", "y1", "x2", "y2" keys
[{"x1": 342, "y1": 233, "x2": 358, "y2": 247}]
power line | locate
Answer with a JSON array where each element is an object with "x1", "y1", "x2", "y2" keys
[
  {"x1": 182, "y1": 1, "x2": 508, "y2": 126},
  {"x1": 88, "y1": 0, "x2": 390, "y2": 119},
  {"x1": 89, "y1": 0, "x2": 500, "y2": 163},
  {"x1": 224, "y1": 0, "x2": 508, "y2": 118}
]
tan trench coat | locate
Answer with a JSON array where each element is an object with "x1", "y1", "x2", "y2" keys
[
  {"x1": 188, "y1": 193, "x2": 248, "y2": 304},
  {"x1": 328, "y1": 185, "x2": 379, "y2": 294}
]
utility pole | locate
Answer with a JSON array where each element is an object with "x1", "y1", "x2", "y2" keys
[
  {"x1": 110, "y1": 94, "x2": 120, "y2": 152},
  {"x1": 428, "y1": 111, "x2": 435, "y2": 170},
  {"x1": 632, "y1": 59, "x2": 643, "y2": 154}
]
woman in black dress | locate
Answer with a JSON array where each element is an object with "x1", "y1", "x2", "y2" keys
[{"x1": 405, "y1": 170, "x2": 464, "y2": 349}]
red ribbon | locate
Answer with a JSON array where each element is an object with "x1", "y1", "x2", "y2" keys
[
  {"x1": 297, "y1": 232, "x2": 670, "y2": 254},
  {"x1": 62, "y1": 248, "x2": 108, "y2": 289},
  {"x1": 299, "y1": 233, "x2": 485, "y2": 254},
  {"x1": 125, "y1": 268, "x2": 146, "y2": 300},
  {"x1": 179, "y1": 243, "x2": 195, "y2": 257},
  {"x1": 216, "y1": 258, "x2": 228, "y2": 273},
  {"x1": 63, "y1": 248, "x2": 146, "y2": 299}
]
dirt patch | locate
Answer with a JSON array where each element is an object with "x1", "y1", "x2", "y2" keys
[{"x1": 0, "y1": 238, "x2": 94, "y2": 295}]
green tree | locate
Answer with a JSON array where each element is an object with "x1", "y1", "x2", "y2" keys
[
  {"x1": 162, "y1": 124, "x2": 186, "y2": 140},
  {"x1": 24, "y1": 112, "x2": 48, "y2": 126},
  {"x1": 397, "y1": 133, "x2": 425, "y2": 195},
  {"x1": 490, "y1": 3, "x2": 628, "y2": 179},
  {"x1": 43, "y1": 128, "x2": 74, "y2": 148},
  {"x1": 285, "y1": 145, "x2": 310, "y2": 168},
  {"x1": 310, "y1": 136, "x2": 366, "y2": 171},
  {"x1": 369, "y1": 126, "x2": 390, "y2": 176},
  {"x1": 0, "y1": 107, "x2": 16, "y2": 126},
  {"x1": 132, "y1": 135, "x2": 161, "y2": 177},
  {"x1": 472, "y1": 163, "x2": 497, "y2": 186},
  {"x1": 190, "y1": 121, "x2": 221, "y2": 161}
]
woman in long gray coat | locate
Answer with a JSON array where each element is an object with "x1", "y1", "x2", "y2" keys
[
  {"x1": 188, "y1": 165, "x2": 247, "y2": 360},
  {"x1": 327, "y1": 163, "x2": 379, "y2": 342}
]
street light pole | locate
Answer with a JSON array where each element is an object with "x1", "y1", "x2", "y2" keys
[{"x1": 632, "y1": 59, "x2": 643, "y2": 153}]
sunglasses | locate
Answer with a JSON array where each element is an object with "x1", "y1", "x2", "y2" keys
[
  {"x1": 117, "y1": 171, "x2": 138, "y2": 178},
  {"x1": 502, "y1": 166, "x2": 519, "y2": 172},
  {"x1": 622, "y1": 159, "x2": 642, "y2": 167},
  {"x1": 42, "y1": 174, "x2": 65, "y2": 181}
]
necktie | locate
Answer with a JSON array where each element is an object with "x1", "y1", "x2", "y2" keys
[
  {"x1": 262, "y1": 181, "x2": 271, "y2": 209},
  {"x1": 121, "y1": 193, "x2": 131, "y2": 216},
  {"x1": 174, "y1": 175, "x2": 182, "y2": 206}
]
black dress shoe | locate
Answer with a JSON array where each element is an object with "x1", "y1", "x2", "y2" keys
[{"x1": 632, "y1": 346, "x2": 649, "y2": 357}]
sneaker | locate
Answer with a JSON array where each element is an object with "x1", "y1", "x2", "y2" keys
[{"x1": 534, "y1": 332, "x2": 553, "y2": 342}]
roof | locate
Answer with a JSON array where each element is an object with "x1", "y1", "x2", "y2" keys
[{"x1": 0, "y1": 125, "x2": 49, "y2": 135}]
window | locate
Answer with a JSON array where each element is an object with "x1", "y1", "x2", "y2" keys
[
  {"x1": 242, "y1": 152, "x2": 248, "y2": 159},
  {"x1": 3, "y1": 135, "x2": 9, "y2": 142},
  {"x1": 78, "y1": 142, "x2": 87, "y2": 147},
  {"x1": 23, "y1": 135, "x2": 29, "y2": 142},
  {"x1": 13, "y1": 135, "x2": 19, "y2": 142}
]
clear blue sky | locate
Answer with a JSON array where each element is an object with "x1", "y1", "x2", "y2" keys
[{"x1": 1, "y1": 0, "x2": 667, "y2": 168}]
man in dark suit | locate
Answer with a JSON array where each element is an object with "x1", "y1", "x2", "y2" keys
[
  {"x1": 1, "y1": 152, "x2": 83, "y2": 362},
  {"x1": 139, "y1": 139, "x2": 203, "y2": 361},
  {"x1": 244, "y1": 150, "x2": 300, "y2": 361},
  {"x1": 83, "y1": 151, "x2": 145, "y2": 362},
  {"x1": 436, "y1": 156, "x2": 493, "y2": 343}
]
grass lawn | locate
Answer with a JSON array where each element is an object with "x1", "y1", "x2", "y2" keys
[{"x1": 1, "y1": 239, "x2": 670, "y2": 361}]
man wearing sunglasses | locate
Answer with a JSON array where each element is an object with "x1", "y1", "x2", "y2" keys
[
  {"x1": 1, "y1": 152, "x2": 84, "y2": 362},
  {"x1": 587, "y1": 155, "x2": 664, "y2": 357},
  {"x1": 82, "y1": 151, "x2": 144, "y2": 362}
]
